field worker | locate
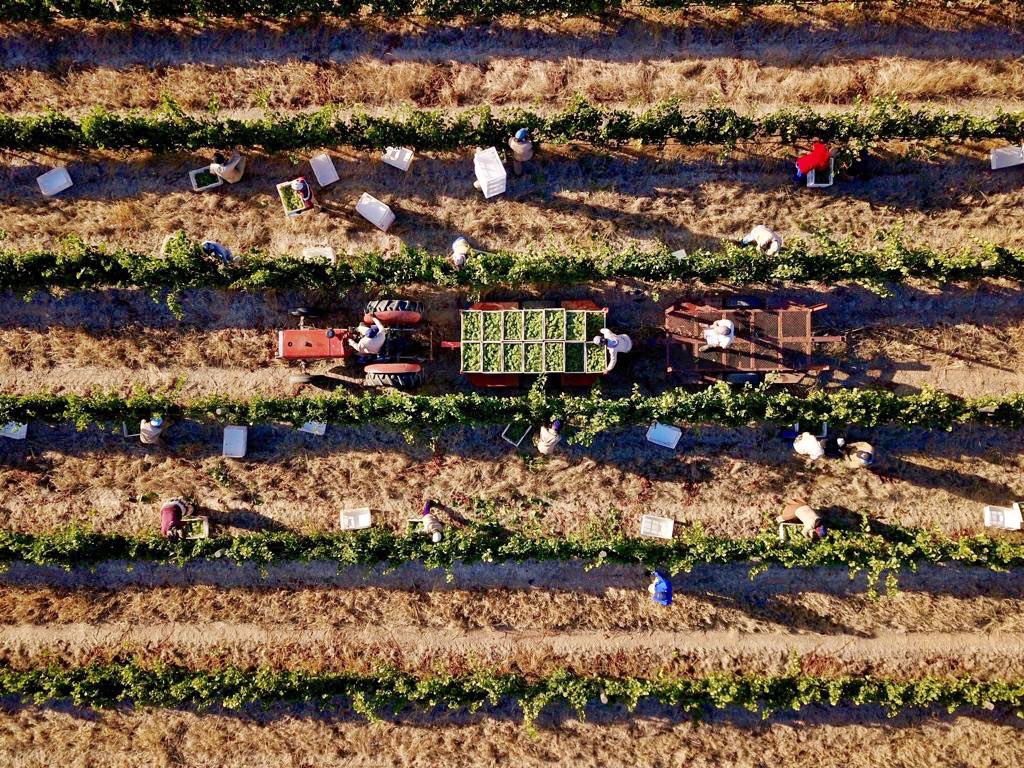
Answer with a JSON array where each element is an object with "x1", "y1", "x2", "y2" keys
[
  {"x1": 648, "y1": 570, "x2": 673, "y2": 607},
  {"x1": 537, "y1": 419, "x2": 562, "y2": 455},
  {"x1": 210, "y1": 149, "x2": 246, "y2": 184},
  {"x1": 741, "y1": 225, "x2": 783, "y2": 256},
  {"x1": 451, "y1": 236, "x2": 470, "y2": 269},
  {"x1": 795, "y1": 141, "x2": 831, "y2": 182},
  {"x1": 793, "y1": 431, "x2": 826, "y2": 461},
  {"x1": 347, "y1": 316, "x2": 387, "y2": 356},
  {"x1": 139, "y1": 415, "x2": 165, "y2": 445},
  {"x1": 291, "y1": 177, "x2": 316, "y2": 212},
  {"x1": 777, "y1": 499, "x2": 827, "y2": 540},
  {"x1": 593, "y1": 328, "x2": 633, "y2": 372},
  {"x1": 420, "y1": 500, "x2": 444, "y2": 543},
  {"x1": 843, "y1": 440, "x2": 876, "y2": 470},
  {"x1": 698, "y1": 318, "x2": 735, "y2": 353},
  {"x1": 508, "y1": 128, "x2": 534, "y2": 176},
  {"x1": 160, "y1": 498, "x2": 194, "y2": 540},
  {"x1": 201, "y1": 240, "x2": 233, "y2": 266}
]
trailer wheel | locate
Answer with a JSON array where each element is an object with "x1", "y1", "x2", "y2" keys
[
  {"x1": 723, "y1": 295, "x2": 765, "y2": 310},
  {"x1": 289, "y1": 373, "x2": 313, "y2": 384},
  {"x1": 365, "y1": 299, "x2": 423, "y2": 316}
]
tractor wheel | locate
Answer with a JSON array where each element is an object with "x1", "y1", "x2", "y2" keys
[
  {"x1": 289, "y1": 373, "x2": 313, "y2": 385},
  {"x1": 723, "y1": 295, "x2": 765, "y2": 310},
  {"x1": 366, "y1": 370, "x2": 423, "y2": 389},
  {"x1": 365, "y1": 299, "x2": 423, "y2": 316}
]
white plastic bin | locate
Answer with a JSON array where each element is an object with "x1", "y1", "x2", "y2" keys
[
  {"x1": 806, "y1": 158, "x2": 835, "y2": 188},
  {"x1": 339, "y1": 507, "x2": 372, "y2": 530},
  {"x1": 189, "y1": 166, "x2": 223, "y2": 192},
  {"x1": 984, "y1": 503, "x2": 1023, "y2": 530},
  {"x1": 382, "y1": 147, "x2": 414, "y2": 172},
  {"x1": 473, "y1": 147, "x2": 507, "y2": 199},
  {"x1": 301, "y1": 246, "x2": 336, "y2": 264},
  {"x1": 222, "y1": 426, "x2": 248, "y2": 458},
  {"x1": 640, "y1": 514, "x2": 675, "y2": 540},
  {"x1": 299, "y1": 421, "x2": 327, "y2": 436},
  {"x1": 991, "y1": 146, "x2": 1024, "y2": 170},
  {"x1": 37, "y1": 167, "x2": 73, "y2": 196},
  {"x1": 309, "y1": 153, "x2": 340, "y2": 186},
  {"x1": 0, "y1": 422, "x2": 27, "y2": 440},
  {"x1": 356, "y1": 193, "x2": 395, "y2": 231},
  {"x1": 646, "y1": 422, "x2": 681, "y2": 449}
]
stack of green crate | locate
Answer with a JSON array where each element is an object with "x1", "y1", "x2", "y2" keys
[{"x1": 460, "y1": 309, "x2": 608, "y2": 374}]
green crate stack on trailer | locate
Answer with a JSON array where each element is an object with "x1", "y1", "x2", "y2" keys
[{"x1": 460, "y1": 309, "x2": 607, "y2": 374}]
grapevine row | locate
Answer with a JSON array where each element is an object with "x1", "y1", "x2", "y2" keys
[
  {"x1": 3, "y1": 661, "x2": 1022, "y2": 725},
  {"x1": 5, "y1": 230, "x2": 1022, "y2": 298},
  {"x1": 2, "y1": 99, "x2": 1021, "y2": 152}
]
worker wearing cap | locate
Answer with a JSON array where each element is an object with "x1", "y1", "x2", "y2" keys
[
  {"x1": 777, "y1": 499, "x2": 827, "y2": 540},
  {"x1": 420, "y1": 500, "x2": 444, "y2": 543},
  {"x1": 160, "y1": 498, "x2": 194, "y2": 540},
  {"x1": 201, "y1": 240, "x2": 233, "y2": 266},
  {"x1": 508, "y1": 128, "x2": 534, "y2": 176},
  {"x1": 290, "y1": 177, "x2": 316, "y2": 213},
  {"x1": 537, "y1": 419, "x2": 562, "y2": 455},
  {"x1": 348, "y1": 316, "x2": 387, "y2": 356},
  {"x1": 698, "y1": 318, "x2": 735, "y2": 352},
  {"x1": 140, "y1": 416, "x2": 165, "y2": 445},
  {"x1": 593, "y1": 328, "x2": 632, "y2": 372},
  {"x1": 451, "y1": 237, "x2": 470, "y2": 269},
  {"x1": 793, "y1": 431, "x2": 826, "y2": 462},
  {"x1": 210, "y1": 149, "x2": 246, "y2": 184},
  {"x1": 648, "y1": 570, "x2": 673, "y2": 606},
  {"x1": 843, "y1": 441, "x2": 876, "y2": 469},
  {"x1": 741, "y1": 225, "x2": 783, "y2": 257}
]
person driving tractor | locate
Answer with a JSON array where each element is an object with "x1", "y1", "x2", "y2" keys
[{"x1": 348, "y1": 316, "x2": 387, "y2": 356}]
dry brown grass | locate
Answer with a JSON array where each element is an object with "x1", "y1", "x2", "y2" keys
[
  {"x1": 1, "y1": 706, "x2": 1021, "y2": 768},
  {"x1": 3, "y1": 57, "x2": 1022, "y2": 113}
]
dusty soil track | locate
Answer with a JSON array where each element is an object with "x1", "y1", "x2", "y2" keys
[
  {"x1": 0, "y1": 142, "x2": 1018, "y2": 256},
  {"x1": 1, "y1": 705, "x2": 1022, "y2": 768}
]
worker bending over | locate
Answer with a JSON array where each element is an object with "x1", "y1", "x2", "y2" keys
[
  {"x1": 537, "y1": 419, "x2": 562, "y2": 455},
  {"x1": 210, "y1": 150, "x2": 246, "y2": 183},
  {"x1": 648, "y1": 570, "x2": 673, "y2": 606},
  {"x1": 741, "y1": 225, "x2": 783, "y2": 256},
  {"x1": 160, "y1": 498, "x2": 194, "y2": 540},
  {"x1": 450, "y1": 237, "x2": 470, "y2": 269},
  {"x1": 593, "y1": 328, "x2": 632, "y2": 372},
  {"x1": 843, "y1": 440, "x2": 876, "y2": 469},
  {"x1": 698, "y1": 319, "x2": 735, "y2": 352},
  {"x1": 508, "y1": 128, "x2": 534, "y2": 176},
  {"x1": 795, "y1": 141, "x2": 831, "y2": 182},
  {"x1": 348, "y1": 317, "x2": 387, "y2": 356},
  {"x1": 420, "y1": 500, "x2": 444, "y2": 543},
  {"x1": 777, "y1": 499, "x2": 827, "y2": 540},
  {"x1": 201, "y1": 240, "x2": 233, "y2": 266},
  {"x1": 140, "y1": 416, "x2": 165, "y2": 445},
  {"x1": 792, "y1": 431, "x2": 826, "y2": 461}
]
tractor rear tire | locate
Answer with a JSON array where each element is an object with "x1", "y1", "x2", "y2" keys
[
  {"x1": 365, "y1": 299, "x2": 423, "y2": 316},
  {"x1": 366, "y1": 370, "x2": 423, "y2": 389},
  {"x1": 289, "y1": 373, "x2": 313, "y2": 384}
]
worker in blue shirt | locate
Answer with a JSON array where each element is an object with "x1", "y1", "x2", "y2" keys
[{"x1": 648, "y1": 570, "x2": 673, "y2": 606}]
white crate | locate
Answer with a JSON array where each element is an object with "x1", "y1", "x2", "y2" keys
[
  {"x1": 806, "y1": 158, "x2": 835, "y2": 188},
  {"x1": 640, "y1": 514, "x2": 675, "y2": 540},
  {"x1": 991, "y1": 146, "x2": 1024, "y2": 170},
  {"x1": 189, "y1": 166, "x2": 223, "y2": 192},
  {"x1": 984, "y1": 503, "x2": 1022, "y2": 530},
  {"x1": 473, "y1": 147, "x2": 507, "y2": 198},
  {"x1": 37, "y1": 167, "x2": 73, "y2": 196},
  {"x1": 382, "y1": 147, "x2": 414, "y2": 172},
  {"x1": 356, "y1": 193, "x2": 395, "y2": 231},
  {"x1": 222, "y1": 425, "x2": 248, "y2": 458},
  {"x1": 299, "y1": 422, "x2": 327, "y2": 436},
  {"x1": 646, "y1": 422, "x2": 681, "y2": 449},
  {"x1": 301, "y1": 246, "x2": 336, "y2": 264},
  {"x1": 339, "y1": 507, "x2": 372, "y2": 530},
  {"x1": 309, "y1": 153, "x2": 340, "y2": 186},
  {"x1": 0, "y1": 422, "x2": 27, "y2": 440}
]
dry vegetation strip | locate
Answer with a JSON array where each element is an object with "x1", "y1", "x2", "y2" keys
[
  {"x1": 4, "y1": 58, "x2": 1023, "y2": 114},
  {"x1": 0, "y1": 423, "x2": 1019, "y2": 538},
  {"x1": 1, "y1": 706, "x2": 1021, "y2": 768},
  {"x1": 1, "y1": 145, "x2": 1017, "y2": 257}
]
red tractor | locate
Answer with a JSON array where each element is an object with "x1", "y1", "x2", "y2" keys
[{"x1": 276, "y1": 299, "x2": 429, "y2": 388}]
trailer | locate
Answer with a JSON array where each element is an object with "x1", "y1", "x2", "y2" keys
[
  {"x1": 276, "y1": 299, "x2": 429, "y2": 388},
  {"x1": 664, "y1": 295, "x2": 843, "y2": 385},
  {"x1": 442, "y1": 299, "x2": 611, "y2": 388}
]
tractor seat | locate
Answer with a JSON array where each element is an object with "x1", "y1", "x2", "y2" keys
[{"x1": 363, "y1": 310, "x2": 421, "y2": 326}]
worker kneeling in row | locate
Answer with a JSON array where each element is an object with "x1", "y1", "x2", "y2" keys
[
  {"x1": 793, "y1": 431, "x2": 876, "y2": 469},
  {"x1": 741, "y1": 224, "x2": 783, "y2": 257},
  {"x1": 160, "y1": 498, "x2": 194, "y2": 540},
  {"x1": 419, "y1": 500, "x2": 444, "y2": 543},
  {"x1": 537, "y1": 419, "x2": 562, "y2": 456},
  {"x1": 777, "y1": 499, "x2": 827, "y2": 540}
]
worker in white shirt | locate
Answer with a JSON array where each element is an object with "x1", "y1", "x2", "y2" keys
[
  {"x1": 451, "y1": 237, "x2": 470, "y2": 269},
  {"x1": 210, "y1": 150, "x2": 247, "y2": 183},
  {"x1": 741, "y1": 225, "x2": 783, "y2": 256},
  {"x1": 420, "y1": 500, "x2": 444, "y2": 543},
  {"x1": 537, "y1": 419, "x2": 562, "y2": 455},
  {"x1": 698, "y1": 318, "x2": 735, "y2": 352},
  {"x1": 139, "y1": 416, "x2": 165, "y2": 445},
  {"x1": 508, "y1": 128, "x2": 534, "y2": 176},
  {"x1": 777, "y1": 499, "x2": 826, "y2": 540},
  {"x1": 792, "y1": 431, "x2": 826, "y2": 461},
  {"x1": 593, "y1": 328, "x2": 632, "y2": 372},
  {"x1": 347, "y1": 317, "x2": 387, "y2": 356}
]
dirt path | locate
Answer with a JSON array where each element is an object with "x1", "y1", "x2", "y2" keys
[
  {"x1": 1, "y1": 143, "x2": 1018, "y2": 257},
  {"x1": 1, "y1": 420, "x2": 1020, "y2": 537},
  {"x1": 2, "y1": 622, "x2": 1022, "y2": 679},
  {"x1": 1, "y1": 705, "x2": 1021, "y2": 768}
]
